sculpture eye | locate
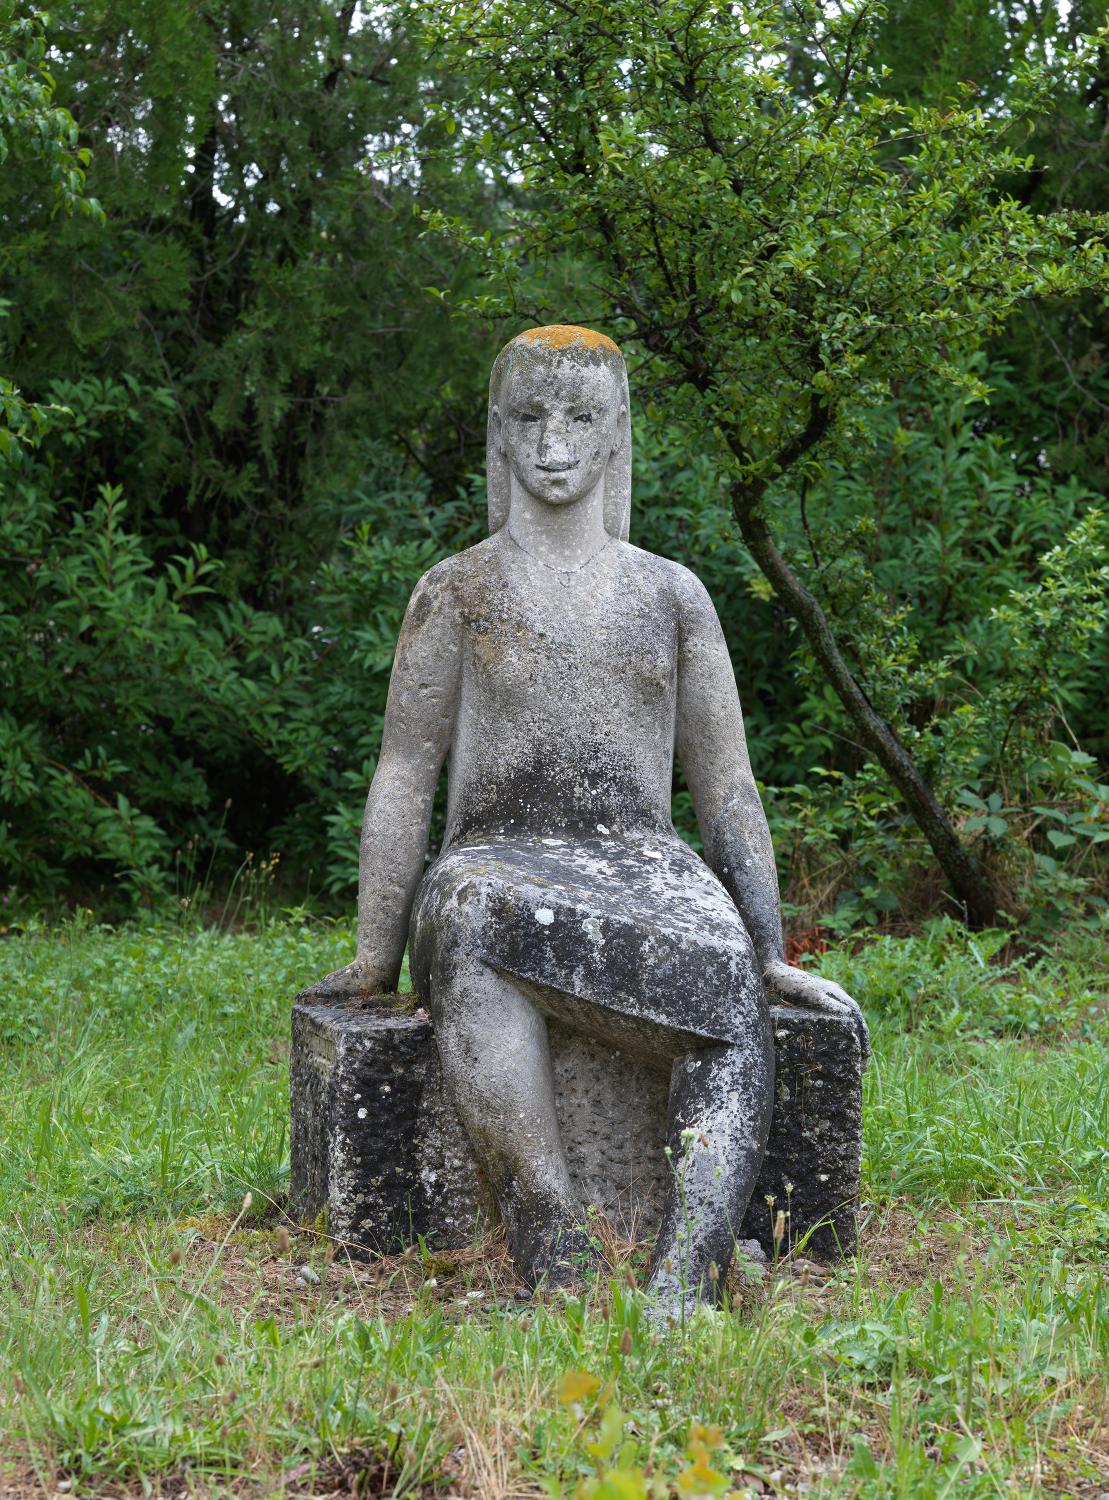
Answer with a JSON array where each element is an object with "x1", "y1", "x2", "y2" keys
[
  {"x1": 516, "y1": 412, "x2": 540, "y2": 425},
  {"x1": 575, "y1": 412, "x2": 593, "y2": 425}
]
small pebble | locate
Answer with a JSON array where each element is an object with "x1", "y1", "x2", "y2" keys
[
  {"x1": 792, "y1": 1256, "x2": 831, "y2": 1281},
  {"x1": 296, "y1": 1264, "x2": 321, "y2": 1285}
]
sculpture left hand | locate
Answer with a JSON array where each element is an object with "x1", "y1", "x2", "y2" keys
[{"x1": 762, "y1": 960, "x2": 870, "y2": 1068}]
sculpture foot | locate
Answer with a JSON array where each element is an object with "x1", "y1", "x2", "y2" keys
[
  {"x1": 517, "y1": 1219, "x2": 604, "y2": 1294},
  {"x1": 643, "y1": 1288, "x2": 695, "y2": 1333},
  {"x1": 642, "y1": 1262, "x2": 721, "y2": 1334}
]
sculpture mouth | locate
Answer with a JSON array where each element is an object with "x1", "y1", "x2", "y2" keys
[{"x1": 536, "y1": 463, "x2": 578, "y2": 473}]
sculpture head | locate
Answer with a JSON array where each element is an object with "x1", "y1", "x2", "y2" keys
[{"x1": 487, "y1": 325, "x2": 631, "y2": 540}]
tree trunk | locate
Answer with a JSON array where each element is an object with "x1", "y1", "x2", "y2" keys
[{"x1": 731, "y1": 483, "x2": 999, "y2": 929}]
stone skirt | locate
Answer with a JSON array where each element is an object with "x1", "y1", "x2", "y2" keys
[{"x1": 408, "y1": 830, "x2": 766, "y2": 1065}]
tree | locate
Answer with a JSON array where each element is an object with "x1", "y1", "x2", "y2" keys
[
  {"x1": 424, "y1": 0, "x2": 1109, "y2": 927},
  {"x1": 0, "y1": 7, "x2": 101, "y2": 456},
  {"x1": 0, "y1": 0, "x2": 500, "y2": 600},
  {"x1": 0, "y1": 1, "x2": 502, "y2": 902}
]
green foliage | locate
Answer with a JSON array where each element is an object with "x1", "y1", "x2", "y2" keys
[
  {"x1": 0, "y1": 0, "x2": 1106, "y2": 930},
  {"x1": 2, "y1": 475, "x2": 215, "y2": 902},
  {"x1": 424, "y1": 0, "x2": 1108, "y2": 492},
  {"x1": 0, "y1": 7, "x2": 102, "y2": 457},
  {"x1": 0, "y1": 449, "x2": 277, "y2": 904},
  {"x1": 0, "y1": 406, "x2": 486, "y2": 906},
  {"x1": 0, "y1": 9, "x2": 97, "y2": 215},
  {"x1": 0, "y1": 0, "x2": 499, "y2": 589},
  {"x1": 752, "y1": 389, "x2": 1109, "y2": 928},
  {"x1": 546, "y1": 1391, "x2": 736, "y2": 1499},
  {"x1": 0, "y1": 0, "x2": 505, "y2": 907},
  {"x1": 873, "y1": 0, "x2": 1109, "y2": 501}
]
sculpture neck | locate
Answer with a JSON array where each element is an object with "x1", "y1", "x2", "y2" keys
[{"x1": 507, "y1": 472, "x2": 609, "y2": 571}]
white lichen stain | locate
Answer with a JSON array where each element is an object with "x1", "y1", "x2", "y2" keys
[{"x1": 535, "y1": 907, "x2": 555, "y2": 926}]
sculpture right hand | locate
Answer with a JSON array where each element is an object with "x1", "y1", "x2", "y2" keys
[
  {"x1": 297, "y1": 955, "x2": 393, "y2": 1003},
  {"x1": 762, "y1": 959, "x2": 870, "y2": 1068}
]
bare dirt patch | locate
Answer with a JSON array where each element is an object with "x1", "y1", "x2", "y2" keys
[{"x1": 173, "y1": 1220, "x2": 523, "y2": 1328}]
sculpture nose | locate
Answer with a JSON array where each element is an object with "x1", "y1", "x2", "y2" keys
[{"x1": 536, "y1": 419, "x2": 574, "y2": 468}]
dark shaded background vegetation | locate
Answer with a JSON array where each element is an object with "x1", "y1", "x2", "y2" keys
[{"x1": 1, "y1": 0, "x2": 1107, "y2": 937}]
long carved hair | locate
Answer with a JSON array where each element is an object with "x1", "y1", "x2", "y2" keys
[{"x1": 486, "y1": 325, "x2": 631, "y2": 542}]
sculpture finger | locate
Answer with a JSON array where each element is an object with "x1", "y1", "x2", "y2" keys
[
  {"x1": 811, "y1": 988, "x2": 852, "y2": 1015},
  {"x1": 785, "y1": 986, "x2": 850, "y2": 1018},
  {"x1": 821, "y1": 980, "x2": 855, "y2": 1006}
]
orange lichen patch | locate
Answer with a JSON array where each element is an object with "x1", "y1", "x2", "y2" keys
[{"x1": 512, "y1": 324, "x2": 621, "y2": 355}]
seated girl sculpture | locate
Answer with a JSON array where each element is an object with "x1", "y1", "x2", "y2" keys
[{"x1": 306, "y1": 325, "x2": 867, "y2": 1321}]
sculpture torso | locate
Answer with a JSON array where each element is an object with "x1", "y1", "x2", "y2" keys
[
  {"x1": 408, "y1": 528, "x2": 762, "y2": 1055},
  {"x1": 440, "y1": 531, "x2": 689, "y2": 848}
]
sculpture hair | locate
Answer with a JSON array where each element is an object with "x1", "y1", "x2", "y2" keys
[{"x1": 486, "y1": 325, "x2": 631, "y2": 542}]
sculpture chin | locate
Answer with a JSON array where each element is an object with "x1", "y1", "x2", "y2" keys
[
  {"x1": 530, "y1": 486, "x2": 592, "y2": 508},
  {"x1": 519, "y1": 473, "x2": 599, "y2": 507}
]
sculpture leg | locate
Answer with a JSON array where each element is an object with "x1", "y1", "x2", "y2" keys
[
  {"x1": 428, "y1": 951, "x2": 595, "y2": 1288},
  {"x1": 646, "y1": 1040, "x2": 774, "y2": 1324}
]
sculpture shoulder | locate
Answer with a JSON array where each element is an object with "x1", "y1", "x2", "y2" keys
[
  {"x1": 406, "y1": 538, "x2": 500, "y2": 618},
  {"x1": 614, "y1": 542, "x2": 716, "y2": 621}
]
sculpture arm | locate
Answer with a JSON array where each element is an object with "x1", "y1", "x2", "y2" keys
[
  {"x1": 674, "y1": 568, "x2": 869, "y2": 1063},
  {"x1": 305, "y1": 564, "x2": 461, "y2": 998},
  {"x1": 673, "y1": 570, "x2": 785, "y2": 972}
]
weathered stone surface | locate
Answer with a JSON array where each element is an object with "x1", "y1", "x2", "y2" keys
[
  {"x1": 290, "y1": 997, "x2": 487, "y2": 1251},
  {"x1": 744, "y1": 1006, "x2": 863, "y2": 1259},
  {"x1": 295, "y1": 325, "x2": 869, "y2": 1310},
  {"x1": 290, "y1": 996, "x2": 860, "y2": 1260}
]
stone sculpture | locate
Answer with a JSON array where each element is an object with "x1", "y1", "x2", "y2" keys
[{"x1": 301, "y1": 325, "x2": 868, "y2": 1322}]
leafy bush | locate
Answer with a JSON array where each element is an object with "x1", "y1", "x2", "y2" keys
[
  {"x1": 746, "y1": 389, "x2": 1109, "y2": 933},
  {"x1": 1, "y1": 2, "x2": 1106, "y2": 935},
  {"x1": 0, "y1": 392, "x2": 483, "y2": 907}
]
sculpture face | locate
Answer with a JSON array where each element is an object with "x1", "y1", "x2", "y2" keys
[{"x1": 496, "y1": 355, "x2": 624, "y2": 509}]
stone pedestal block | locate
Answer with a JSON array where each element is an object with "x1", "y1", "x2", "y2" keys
[{"x1": 290, "y1": 996, "x2": 861, "y2": 1262}]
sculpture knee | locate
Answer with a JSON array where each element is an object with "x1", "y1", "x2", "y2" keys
[
  {"x1": 669, "y1": 1034, "x2": 773, "y2": 1144},
  {"x1": 429, "y1": 957, "x2": 548, "y2": 1111}
]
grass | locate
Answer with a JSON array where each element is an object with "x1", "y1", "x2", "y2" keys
[{"x1": 0, "y1": 913, "x2": 1106, "y2": 1498}]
